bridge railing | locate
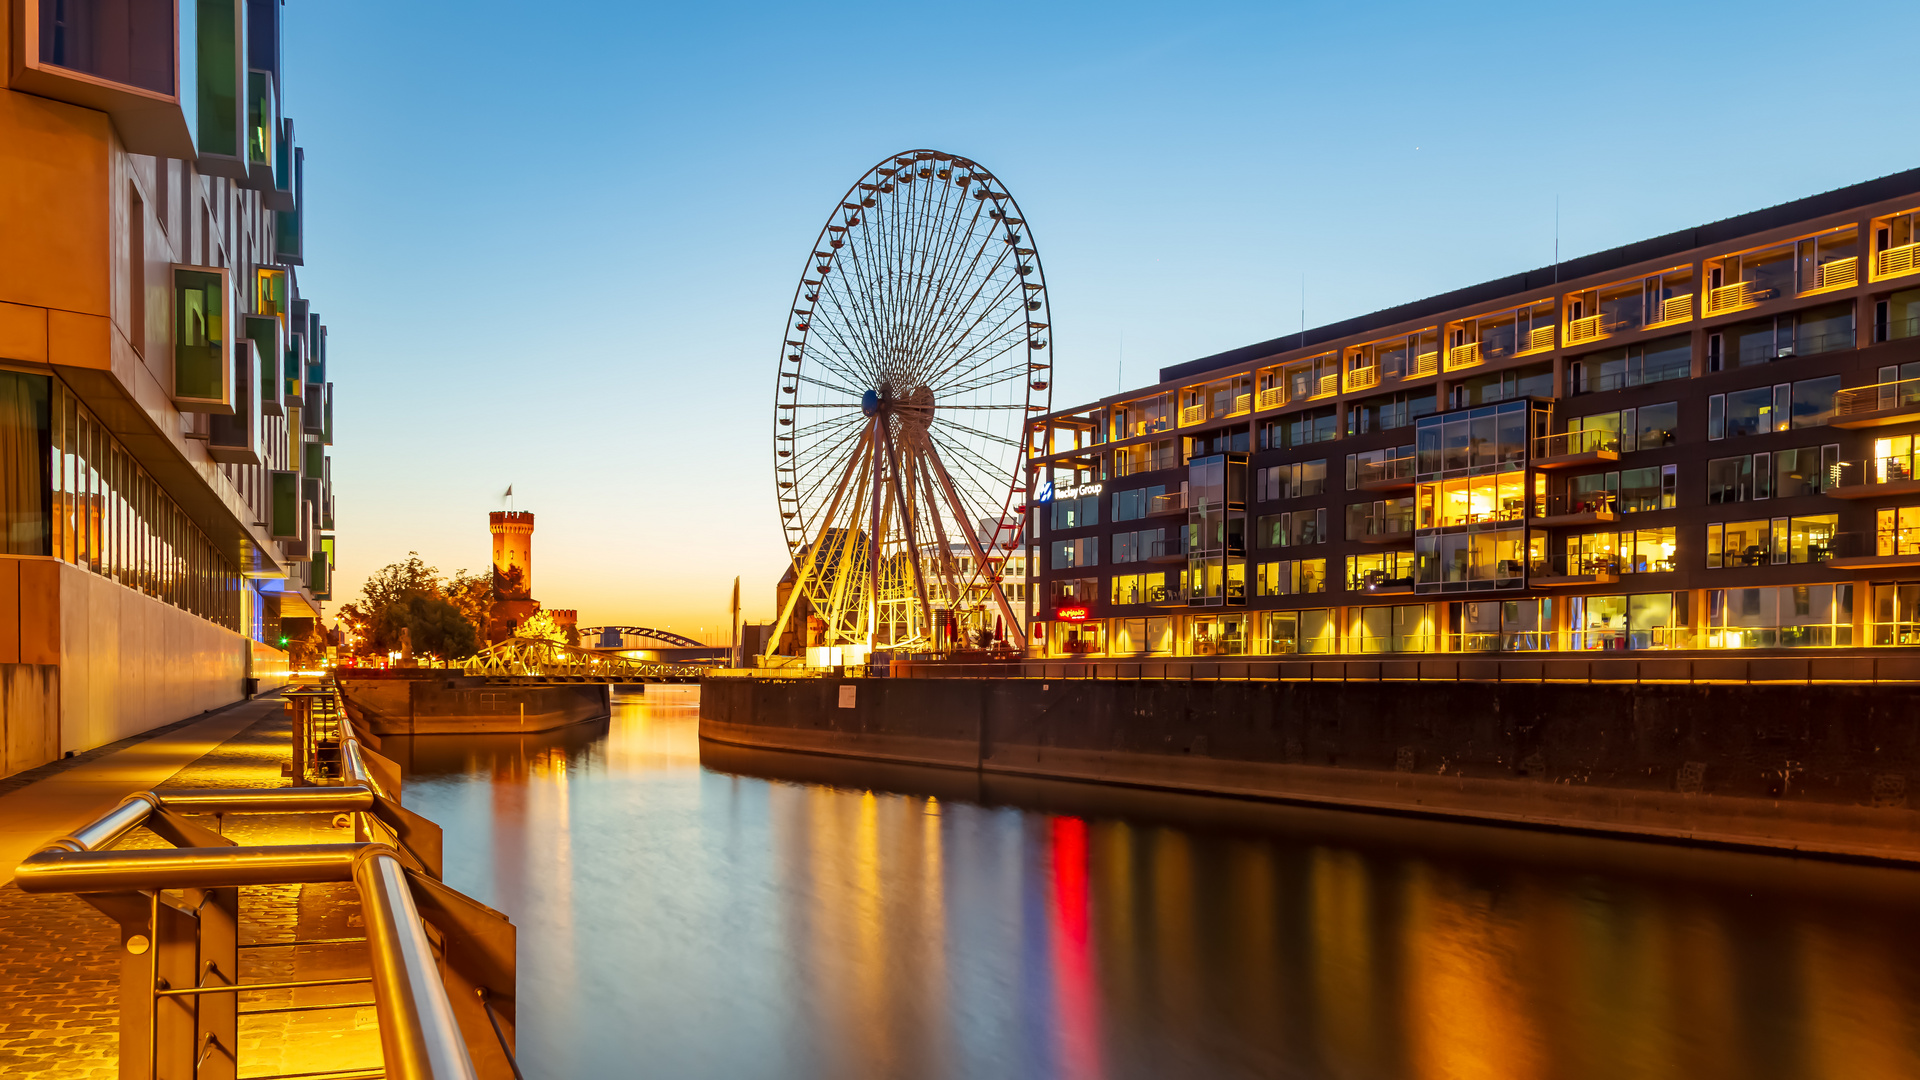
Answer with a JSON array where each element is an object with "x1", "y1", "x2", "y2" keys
[
  {"x1": 460, "y1": 636, "x2": 702, "y2": 680},
  {"x1": 15, "y1": 682, "x2": 521, "y2": 1080}
]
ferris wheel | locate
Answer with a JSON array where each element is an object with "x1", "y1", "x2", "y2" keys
[{"x1": 767, "y1": 149, "x2": 1050, "y2": 656}]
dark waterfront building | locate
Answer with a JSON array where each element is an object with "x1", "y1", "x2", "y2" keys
[{"x1": 1026, "y1": 170, "x2": 1920, "y2": 658}]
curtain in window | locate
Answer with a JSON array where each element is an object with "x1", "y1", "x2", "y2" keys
[{"x1": 0, "y1": 371, "x2": 50, "y2": 555}]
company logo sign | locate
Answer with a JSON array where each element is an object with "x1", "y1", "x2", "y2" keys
[
  {"x1": 1053, "y1": 605, "x2": 1091, "y2": 622},
  {"x1": 1034, "y1": 481, "x2": 1103, "y2": 503}
]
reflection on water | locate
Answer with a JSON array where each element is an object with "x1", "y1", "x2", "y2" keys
[{"x1": 388, "y1": 687, "x2": 1920, "y2": 1080}]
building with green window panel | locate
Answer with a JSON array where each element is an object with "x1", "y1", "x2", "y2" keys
[{"x1": 0, "y1": 1, "x2": 335, "y2": 775}]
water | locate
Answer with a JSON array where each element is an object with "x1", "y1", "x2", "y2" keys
[{"x1": 387, "y1": 686, "x2": 1920, "y2": 1080}]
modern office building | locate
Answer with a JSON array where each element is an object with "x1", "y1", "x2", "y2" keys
[
  {"x1": 1027, "y1": 169, "x2": 1920, "y2": 659},
  {"x1": 0, "y1": 1, "x2": 335, "y2": 776}
]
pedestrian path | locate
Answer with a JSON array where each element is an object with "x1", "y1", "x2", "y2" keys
[{"x1": 0, "y1": 695, "x2": 286, "y2": 885}]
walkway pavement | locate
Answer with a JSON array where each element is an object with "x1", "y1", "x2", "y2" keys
[
  {"x1": 0, "y1": 690, "x2": 383, "y2": 1079},
  {"x1": 0, "y1": 696, "x2": 286, "y2": 886}
]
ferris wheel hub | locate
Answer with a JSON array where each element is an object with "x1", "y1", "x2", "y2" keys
[{"x1": 861, "y1": 389, "x2": 880, "y2": 417}]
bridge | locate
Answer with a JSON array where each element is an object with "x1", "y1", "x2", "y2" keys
[
  {"x1": 460, "y1": 636, "x2": 705, "y2": 681},
  {"x1": 577, "y1": 625, "x2": 706, "y2": 649}
]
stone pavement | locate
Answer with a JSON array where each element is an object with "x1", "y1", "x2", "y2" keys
[{"x1": 0, "y1": 691, "x2": 385, "y2": 1078}]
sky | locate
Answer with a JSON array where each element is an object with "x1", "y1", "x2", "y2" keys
[{"x1": 286, "y1": 0, "x2": 1920, "y2": 641}]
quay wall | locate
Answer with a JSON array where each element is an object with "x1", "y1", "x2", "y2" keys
[
  {"x1": 700, "y1": 676, "x2": 1920, "y2": 863},
  {"x1": 339, "y1": 673, "x2": 610, "y2": 735}
]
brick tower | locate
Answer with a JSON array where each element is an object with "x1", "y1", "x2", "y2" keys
[{"x1": 488, "y1": 511, "x2": 539, "y2": 641}]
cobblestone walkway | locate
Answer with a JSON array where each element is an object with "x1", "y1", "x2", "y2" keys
[{"x1": 0, "y1": 694, "x2": 384, "y2": 1078}]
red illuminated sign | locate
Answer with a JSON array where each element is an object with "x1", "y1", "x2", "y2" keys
[{"x1": 1054, "y1": 605, "x2": 1090, "y2": 622}]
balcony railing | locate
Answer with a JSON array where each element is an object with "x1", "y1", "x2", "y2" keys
[
  {"x1": 1352, "y1": 453, "x2": 1416, "y2": 487},
  {"x1": 1345, "y1": 365, "x2": 1381, "y2": 392},
  {"x1": 1533, "y1": 491, "x2": 1616, "y2": 521},
  {"x1": 1877, "y1": 242, "x2": 1920, "y2": 280},
  {"x1": 1566, "y1": 314, "x2": 1605, "y2": 344},
  {"x1": 1519, "y1": 325, "x2": 1555, "y2": 354},
  {"x1": 1706, "y1": 279, "x2": 1772, "y2": 314},
  {"x1": 1256, "y1": 385, "x2": 1285, "y2": 410},
  {"x1": 1651, "y1": 293, "x2": 1694, "y2": 325},
  {"x1": 1408, "y1": 350, "x2": 1440, "y2": 378},
  {"x1": 1835, "y1": 375, "x2": 1920, "y2": 419},
  {"x1": 1809, "y1": 256, "x2": 1859, "y2": 291},
  {"x1": 1225, "y1": 392, "x2": 1252, "y2": 417},
  {"x1": 1312, "y1": 372, "x2": 1339, "y2": 398},
  {"x1": 1534, "y1": 428, "x2": 1621, "y2": 460},
  {"x1": 1444, "y1": 342, "x2": 1482, "y2": 370},
  {"x1": 1180, "y1": 402, "x2": 1206, "y2": 426},
  {"x1": 1148, "y1": 490, "x2": 1188, "y2": 515},
  {"x1": 1529, "y1": 553, "x2": 1621, "y2": 579}
]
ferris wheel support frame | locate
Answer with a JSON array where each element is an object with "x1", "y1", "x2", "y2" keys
[
  {"x1": 762, "y1": 416, "x2": 877, "y2": 662},
  {"x1": 921, "y1": 435, "x2": 1026, "y2": 651}
]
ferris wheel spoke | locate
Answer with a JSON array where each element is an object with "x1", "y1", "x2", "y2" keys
[
  {"x1": 929, "y1": 330, "x2": 1031, "y2": 396},
  {"x1": 793, "y1": 372, "x2": 868, "y2": 399},
  {"x1": 787, "y1": 411, "x2": 864, "y2": 442},
  {"x1": 935, "y1": 359, "x2": 1031, "y2": 400},
  {"x1": 931, "y1": 417, "x2": 1023, "y2": 450}
]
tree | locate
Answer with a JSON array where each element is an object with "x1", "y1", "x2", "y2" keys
[
  {"x1": 444, "y1": 569, "x2": 492, "y2": 644},
  {"x1": 514, "y1": 608, "x2": 567, "y2": 644},
  {"x1": 396, "y1": 595, "x2": 479, "y2": 660},
  {"x1": 340, "y1": 553, "x2": 488, "y2": 660}
]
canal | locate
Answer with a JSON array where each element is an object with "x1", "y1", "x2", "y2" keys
[{"x1": 386, "y1": 686, "x2": 1920, "y2": 1080}]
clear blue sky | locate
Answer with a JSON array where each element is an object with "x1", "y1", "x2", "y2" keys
[{"x1": 287, "y1": 0, "x2": 1919, "y2": 638}]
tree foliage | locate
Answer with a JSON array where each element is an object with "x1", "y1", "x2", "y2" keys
[{"x1": 339, "y1": 552, "x2": 490, "y2": 660}]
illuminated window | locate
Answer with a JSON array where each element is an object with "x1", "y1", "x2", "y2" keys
[{"x1": 1705, "y1": 585, "x2": 1852, "y2": 648}]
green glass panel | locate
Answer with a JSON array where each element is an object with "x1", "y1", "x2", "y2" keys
[
  {"x1": 196, "y1": 0, "x2": 239, "y2": 157},
  {"x1": 270, "y1": 470, "x2": 299, "y2": 539},
  {"x1": 244, "y1": 315, "x2": 279, "y2": 406},
  {"x1": 174, "y1": 269, "x2": 226, "y2": 403},
  {"x1": 303, "y1": 441, "x2": 323, "y2": 479},
  {"x1": 247, "y1": 70, "x2": 272, "y2": 164}
]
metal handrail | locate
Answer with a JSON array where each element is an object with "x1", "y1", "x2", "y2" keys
[{"x1": 14, "y1": 683, "x2": 510, "y2": 1080}]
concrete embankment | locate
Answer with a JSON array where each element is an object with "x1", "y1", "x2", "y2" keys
[
  {"x1": 699, "y1": 676, "x2": 1920, "y2": 864},
  {"x1": 339, "y1": 672, "x2": 609, "y2": 735}
]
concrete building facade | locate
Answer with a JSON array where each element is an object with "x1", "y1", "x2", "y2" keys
[{"x1": 0, "y1": 1, "x2": 335, "y2": 776}]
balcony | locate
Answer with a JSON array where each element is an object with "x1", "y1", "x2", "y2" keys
[
  {"x1": 1807, "y1": 256, "x2": 1859, "y2": 292},
  {"x1": 1876, "y1": 242, "x2": 1920, "y2": 280},
  {"x1": 1528, "y1": 554, "x2": 1620, "y2": 588},
  {"x1": 1146, "y1": 491, "x2": 1188, "y2": 517},
  {"x1": 1352, "y1": 454, "x2": 1416, "y2": 491},
  {"x1": 1532, "y1": 428, "x2": 1620, "y2": 469},
  {"x1": 1531, "y1": 492, "x2": 1617, "y2": 527},
  {"x1": 1824, "y1": 456, "x2": 1920, "y2": 500},
  {"x1": 1179, "y1": 403, "x2": 1207, "y2": 426},
  {"x1": 1355, "y1": 520, "x2": 1416, "y2": 546},
  {"x1": 1517, "y1": 325, "x2": 1555, "y2": 356},
  {"x1": 1823, "y1": 531, "x2": 1920, "y2": 570},
  {"x1": 1345, "y1": 365, "x2": 1381, "y2": 393},
  {"x1": 1311, "y1": 372, "x2": 1339, "y2": 399},
  {"x1": 1832, "y1": 376, "x2": 1920, "y2": 429},
  {"x1": 1706, "y1": 280, "x2": 1771, "y2": 315},
  {"x1": 1224, "y1": 393, "x2": 1253, "y2": 417},
  {"x1": 1408, "y1": 350, "x2": 1440, "y2": 379},
  {"x1": 1566, "y1": 314, "x2": 1606, "y2": 345},
  {"x1": 1142, "y1": 539, "x2": 1188, "y2": 565},
  {"x1": 1444, "y1": 342, "x2": 1482, "y2": 371},
  {"x1": 1647, "y1": 293, "x2": 1694, "y2": 326},
  {"x1": 1256, "y1": 385, "x2": 1285, "y2": 410}
]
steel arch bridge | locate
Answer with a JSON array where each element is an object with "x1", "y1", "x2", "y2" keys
[{"x1": 576, "y1": 626, "x2": 707, "y2": 650}]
